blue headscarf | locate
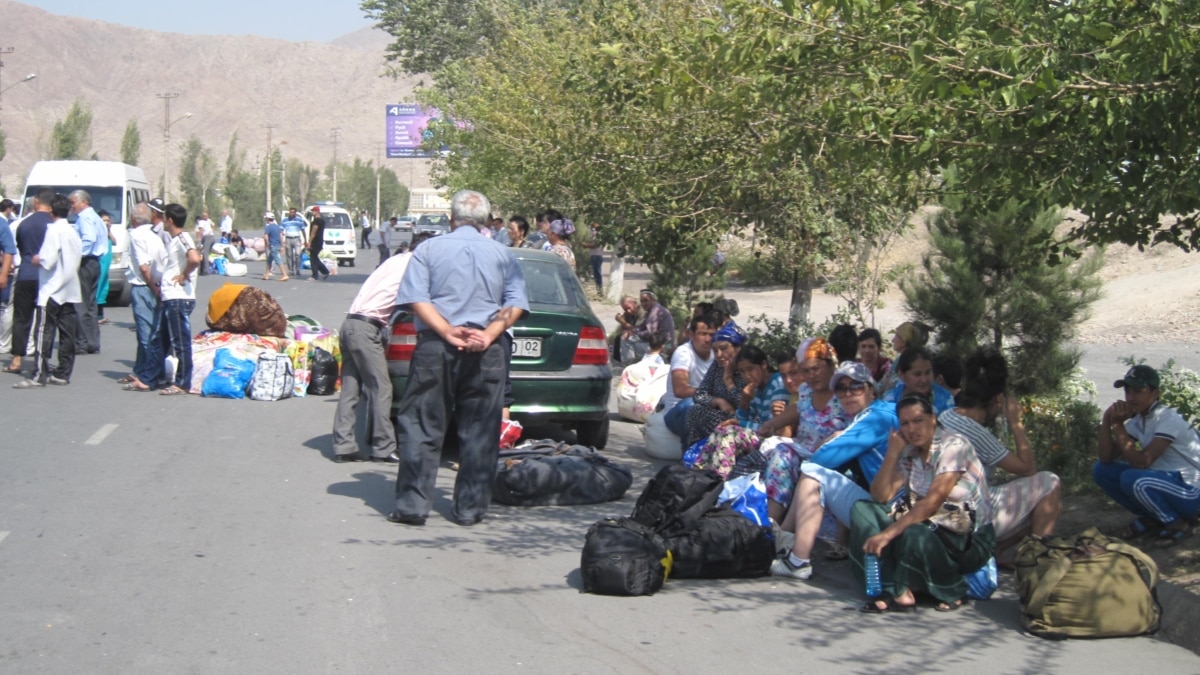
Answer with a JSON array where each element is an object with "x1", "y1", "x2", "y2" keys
[{"x1": 713, "y1": 322, "x2": 747, "y2": 347}]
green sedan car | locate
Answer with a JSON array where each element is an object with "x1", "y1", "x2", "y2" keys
[{"x1": 388, "y1": 249, "x2": 614, "y2": 447}]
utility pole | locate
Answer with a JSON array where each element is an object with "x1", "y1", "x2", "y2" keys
[
  {"x1": 374, "y1": 143, "x2": 382, "y2": 231},
  {"x1": 157, "y1": 92, "x2": 180, "y2": 200},
  {"x1": 264, "y1": 123, "x2": 277, "y2": 215},
  {"x1": 330, "y1": 127, "x2": 341, "y2": 202},
  {"x1": 0, "y1": 47, "x2": 15, "y2": 110}
]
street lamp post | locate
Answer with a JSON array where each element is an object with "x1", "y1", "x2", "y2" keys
[
  {"x1": 265, "y1": 138, "x2": 286, "y2": 215},
  {"x1": 160, "y1": 112, "x2": 192, "y2": 201},
  {"x1": 0, "y1": 72, "x2": 36, "y2": 108}
]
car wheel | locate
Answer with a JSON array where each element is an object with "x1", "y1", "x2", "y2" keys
[
  {"x1": 109, "y1": 283, "x2": 132, "y2": 308},
  {"x1": 574, "y1": 417, "x2": 610, "y2": 449}
]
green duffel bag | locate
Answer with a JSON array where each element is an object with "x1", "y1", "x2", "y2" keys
[{"x1": 1015, "y1": 527, "x2": 1161, "y2": 639}]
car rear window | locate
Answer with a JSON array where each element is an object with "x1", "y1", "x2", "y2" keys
[{"x1": 519, "y1": 258, "x2": 590, "y2": 307}]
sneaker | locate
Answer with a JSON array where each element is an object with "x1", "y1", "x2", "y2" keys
[
  {"x1": 770, "y1": 556, "x2": 813, "y2": 580},
  {"x1": 12, "y1": 379, "x2": 44, "y2": 389},
  {"x1": 47, "y1": 375, "x2": 69, "y2": 386}
]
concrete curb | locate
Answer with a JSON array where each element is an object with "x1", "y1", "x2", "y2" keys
[{"x1": 1158, "y1": 580, "x2": 1200, "y2": 654}]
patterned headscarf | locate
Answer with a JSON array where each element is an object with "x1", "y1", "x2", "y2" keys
[
  {"x1": 796, "y1": 337, "x2": 837, "y2": 364},
  {"x1": 713, "y1": 322, "x2": 748, "y2": 347},
  {"x1": 549, "y1": 218, "x2": 576, "y2": 237}
]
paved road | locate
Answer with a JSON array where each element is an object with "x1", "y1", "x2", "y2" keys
[{"x1": 1, "y1": 266, "x2": 1197, "y2": 673}]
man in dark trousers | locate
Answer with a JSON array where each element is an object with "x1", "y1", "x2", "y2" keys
[
  {"x1": 6, "y1": 188, "x2": 54, "y2": 376},
  {"x1": 389, "y1": 189, "x2": 528, "y2": 527},
  {"x1": 69, "y1": 190, "x2": 108, "y2": 354},
  {"x1": 307, "y1": 206, "x2": 330, "y2": 281}
]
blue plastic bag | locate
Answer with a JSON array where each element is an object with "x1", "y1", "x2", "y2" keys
[
  {"x1": 301, "y1": 251, "x2": 311, "y2": 270},
  {"x1": 211, "y1": 256, "x2": 227, "y2": 276},
  {"x1": 718, "y1": 473, "x2": 769, "y2": 526},
  {"x1": 965, "y1": 557, "x2": 999, "y2": 600},
  {"x1": 201, "y1": 348, "x2": 258, "y2": 399},
  {"x1": 681, "y1": 438, "x2": 705, "y2": 468}
]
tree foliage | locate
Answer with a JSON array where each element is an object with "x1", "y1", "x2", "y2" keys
[
  {"x1": 178, "y1": 136, "x2": 221, "y2": 219},
  {"x1": 48, "y1": 99, "x2": 94, "y2": 160},
  {"x1": 120, "y1": 119, "x2": 141, "y2": 166},
  {"x1": 222, "y1": 133, "x2": 262, "y2": 227},
  {"x1": 902, "y1": 200, "x2": 1104, "y2": 396}
]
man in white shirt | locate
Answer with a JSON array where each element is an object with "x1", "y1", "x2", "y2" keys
[
  {"x1": 219, "y1": 210, "x2": 233, "y2": 238},
  {"x1": 149, "y1": 203, "x2": 202, "y2": 395},
  {"x1": 194, "y1": 211, "x2": 216, "y2": 276},
  {"x1": 332, "y1": 232, "x2": 432, "y2": 463},
  {"x1": 121, "y1": 202, "x2": 169, "y2": 391},
  {"x1": 661, "y1": 314, "x2": 717, "y2": 442},
  {"x1": 15, "y1": 194, "x2": 83, "y2": 388}
]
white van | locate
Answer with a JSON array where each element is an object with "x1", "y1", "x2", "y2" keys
[
  {"x1": 22, "y1": 161, "x2": 151, "y2": 306},
  {"x1": 304, "y1": 202, "x2": 357, "y2": 267}
]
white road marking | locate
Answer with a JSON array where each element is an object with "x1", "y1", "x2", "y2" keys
[
  {"x1": 0, "y1": 532, "x2": 8, "y2": 546},
  {"x1": 84, "y1": 424, "x2": 119, "y2": 446}
]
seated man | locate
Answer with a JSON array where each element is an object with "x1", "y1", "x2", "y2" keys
[
  {"x1": 1094, "y1": 365, "x2": 1200, "y2": 548},
  {"x1": 772, "y1": 362, "x2": 898, "y2": 580},
  {"x1": 619, "y1": 289, "x2": 676, "y2": 364},
  {"x1": 661, "y1": 314, "x2": 716, "y2": 444}
]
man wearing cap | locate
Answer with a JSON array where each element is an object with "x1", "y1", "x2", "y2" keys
[
  {"x1": 148, "y1": 198, "x2": 172, "y2": 249},
  {"x1": 66, "y1": 190, "x2": 107, "y2": 355},
  {"x1": 619, "y1": 289, "x2": 676, "y2": 363},
  {"x1": 307, "y1": 206, "x2": 330, "y2": 281},
  {"x1": 389, "y1": 189, "x2": 529, "y2": 527},
  {"x1": 262, "y1": 212, "x2": 286, "y2": 281},
  {"x1": 772, "y1": 361, "x2": 900, "y2": 580},
  {"x1": 1094, "y1": 365, "x2": 1200, "y2": 547},
  {"x1": 280, "y1": 207, "x2": 307, "y2": 279}
]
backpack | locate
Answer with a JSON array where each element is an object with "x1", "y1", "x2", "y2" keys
[
  {"x1": 1015, "y1": 528, "x2": 1161, "y2": 639},
  {"x1": 629, "y1": 465, "x2": 723, "y2": 537},
  {"x1": 662, "y1": 505, "x2": 775, "y2": 579},
  {"x1": 581, "y1": 518, "x2": 673, "y2": 596},
  {"x1": 249, "y1": 352, "x2": 295, "y2": 401},
  {"x1": 492, "y1": 441, "x2": 633, "y2": 506}
]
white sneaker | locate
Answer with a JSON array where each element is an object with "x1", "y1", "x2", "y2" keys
[{"x1": 770, "y1": 556, "x2": 813, "y2": 580}]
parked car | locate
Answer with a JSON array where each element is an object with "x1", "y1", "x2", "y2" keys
[
  {"x1": 415, "y1": 213, "x2": 451, "y2": 237},
  {"x1": 394, "y1": 216, "x2": 416, "y2": 232},
  {"x1": 22, "y1": 160, "x2": 150, "y2": 307},
  {"x1": 387, "y1": 249, "x2": 613, "y2": 447},
  {"x1": 304, "y1": 202, "x2": 357, "y2": 266}
]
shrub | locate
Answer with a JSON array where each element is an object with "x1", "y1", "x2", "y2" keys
[
  {"x1": 1014, "y1": 394, "x2": 1103, "y2": 495},
  {"x1": 724, "y1": 248, "x2": 795, "y2": 286},
  {"x1": 742, "y1": 310, "x2": 855, "y2": 369}
]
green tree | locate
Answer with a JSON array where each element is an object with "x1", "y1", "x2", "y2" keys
[
  {"x1": 48, "y1": 99, "x2": 94, "y2": 160},
  {"x1": 284, "y1": 158, "x2": 320, "y2": 210},
  {"x1": 901, "y1": 199, "x2": 1104, "y2": 396},
  {"x1": 222, "y1": 133, "x2": 263, "y2": 228},
  {"x1": 178, "y1": 136, "x2": 221, "y2": 219},
  {"x1": 361, "y1": 0, "x2": 498, "y2": 77},
  {"x1": 120, "y1": 119, "x2": 141, "y2": 166}
]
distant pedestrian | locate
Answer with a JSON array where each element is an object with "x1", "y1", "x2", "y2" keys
[
  {"x1": 218, "y1": 209, "x2": 233, "y2": 238},
  {"x1": 194, "y1": 212, "x2": 215, "y2": 275},
  {"x1": 378, "y1": 217, "x2": 396, "y2": 266},
  {"x1": 68, "y1": 190, "x2": 107, "y2": 354},
  {"x1": 307, "y1": 206, "x2": 330, "y2": 281},
  {"x1": 152, "y1": 203, "x2": 201, "y2": 396},
  {"x1": 262, "y1": 212, "x2": 286, "y2": 280},
  {"x1": 96, "y1": 210, "x2": 113, "y2": 324},
  {"x1": 15, "y1": 194, "x2": 82, "y2": 389},
  {"x1": 281, "y1": 207, "x2": 307, "y2": 278},
  {"x1": 585, "y1": 222, "x2": 604, "y2": 292},
  {"x1": 389, "y1": 189, "x2": 529, "y2": 527},
  {"x1": 360, "y1": 211, "x2": 372, "y2": 249}
]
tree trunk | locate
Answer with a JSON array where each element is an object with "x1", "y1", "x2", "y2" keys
[
  {"x1": 607, "y1": 254, "x2": 625, "y2": 304},
  {"x1": 789, "y1": 270, "x2": 813, "y2": 324}
]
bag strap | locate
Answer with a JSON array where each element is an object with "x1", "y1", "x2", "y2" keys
[
  {"x1": 1105, "y1": 541, "x2": 1160, "y2": 590},
  {"x1": 1025, "y1": 553, "x2": 1075, "y2": 617}
]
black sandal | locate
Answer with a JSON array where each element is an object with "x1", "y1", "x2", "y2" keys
[
  {"x1": 859, "y1": 594, "x2": 917, "y2": 614},
  {"x1": 935, "y1": 598, "x2": 969, "y2": 612}
]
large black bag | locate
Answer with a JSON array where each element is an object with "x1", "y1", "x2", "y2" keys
[
  {"x1": 663, "y1": 505, "x2": 776, "y2": 579},
  {"x1": 307, "y1": 347, "x2": 338, "y2": 396},
  {"x1": 629, "y1": 465, "x2": 723, "y2": 536},
  {"x1": 581, "y1": 518, "x2": 672, "y2": 596},
  {"x1": 492, "y1": 442, "x2": 633, "y2": 506}
]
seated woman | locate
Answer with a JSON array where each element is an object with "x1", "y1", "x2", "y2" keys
[
  {"x1": 692, "y1": 344, "x2": 789, "y2": 478},
  {"x1": 878, "y1": 321, "x2": 929, "y2": 393},
  {"x1": 761, "y1": 338, "x2": 848, "y2": 522},
  {"x1": 849, "y1": 395, "x2": 996, "y2": 613},
  {"x1": 857, "y1": 328, "x2": 892, "y2": 386},
  {"x1": 939, "y1": 350, "x2": 1061, "y2": 559},
  {"x1": 772, "y1": 362, "x2": 898, "y2": 580},
  {"x1": 828, "y1": 324, "x2": 859, "y2": 364},
  {"x1": 881, "y1": 346, "x2": 956, "y2": 414},
  {"x1": 1094, "y1": 364, "x2": 1200, "y2": 548},
  {"x1": 683, "y1": 323, "x2": 748, "y2": 449}
]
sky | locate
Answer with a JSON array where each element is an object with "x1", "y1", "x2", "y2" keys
[{"x1": 22, "y1": 0, "x2": 374, "y2": 42}]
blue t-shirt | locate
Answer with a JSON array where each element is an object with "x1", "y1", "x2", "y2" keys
[
  {"x1": 264, "y1": 222, "x2": 283, "y2": 247},
  {"x1": 15, "y1": 212, "x2": 53, "y2": 282},
  {"x1": 882, "y1": 381, "x2": 956, "y2": 415},
  {"x1": 0, "y1": 221, "x2": 15, "y2": 257},
  {"x1": 809, "y1": 399, "x2": 899, "y2": 484}
]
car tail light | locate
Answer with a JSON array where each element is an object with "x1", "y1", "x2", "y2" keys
[
  {"x1": 573, "y1": 325, "x2": 610, "y2": 365},
  {"x1": 387, "y1": 322, "x2": 417, "y2": 361}
]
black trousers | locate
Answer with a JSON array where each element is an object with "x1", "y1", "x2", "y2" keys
[
  {"x1": 393, "y1": 334, "x2": 508, "y2": 523},
  {"x1": 31, "y1": 299, "x2": 77, "y2": 383},
  {"x1": 77, "y1": 256, "x2": 101, "y2": 353},
  {"x1": 10, "y1": 279, "x2": 38, "y2": 357},
  {"x1": 310, "y1": 246, "x2": 330, "y2": 278}
]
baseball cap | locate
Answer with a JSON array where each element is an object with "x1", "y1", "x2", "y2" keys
[
  {"x1": 147, "y1": 198, "x2": 165, "y2": 214},
  {"x1": 310, "y1": 206, "x2": 320, "y2": 213},
  {"x1": 830, "y1": 361, "x2": 874, "y2": 391},
  {"x1": 264, "y1": 211, "x2": 275, "y2": 220},
  {"x1": 1114, "y1": 365, "x2": 1160, "y2": 390}
]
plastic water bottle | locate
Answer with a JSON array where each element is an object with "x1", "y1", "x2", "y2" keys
[{"x1": 864, "y1": 553, "x2": 883, "y2": 598}]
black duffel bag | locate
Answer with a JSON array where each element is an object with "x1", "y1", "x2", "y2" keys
[
  {"x1": 629, "y1": 464, "x2": 724, "y2": 537},
  {"x1": 492, "y1": 441, "x2": 633, "y2": 506},
  {"x1": 581, "y1": 517, "x2": 672, "y2": 596},
  {"x1": 663, "y1": 505, "x2": 775, "y2": 579}
]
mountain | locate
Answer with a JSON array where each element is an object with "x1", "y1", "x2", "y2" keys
[{"x1": 0, "y1": 0, "x2": 433, "y2": 198}]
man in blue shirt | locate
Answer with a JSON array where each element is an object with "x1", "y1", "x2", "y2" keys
[
  {"x1": 8, "y1": 189, "x2": 54, "y2": 376},
  {"x1": 261, "y1": 212, "x2": 286, "y2": 281},
  {"x1": 280, "y1": 207, "x2": 307, "y2": 279},
  {"x1": 69, "y1": 190, "x2": 108, "y2": 354},
  {"x1": 0, "y1": 209, "x2": 15, "y2": 350},
  {"x1": 389, "y1": 189, "x2": 529, "y2": 527}
]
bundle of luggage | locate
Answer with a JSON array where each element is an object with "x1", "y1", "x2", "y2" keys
[
  {"x1": 580, "y1": 465, "x2": 776, "y2": 596},
  {"x1": 493, "y1": 440, "x2": 634, "y2": 507},
  {"x1": 191, "y1": 284, "x2": 342, "y2": 401}
]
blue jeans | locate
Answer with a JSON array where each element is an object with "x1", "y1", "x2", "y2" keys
[
  {"x1": 1093, "y1": 461, "x2": 1200, "y2": 526},
  {"x1": 664, "y1": 397, "x2": 694, "y2": 449},
  {"x1": 131, "y1": 285, "x2": 160, "y2": 382},
  {"x1": 590, "y1": 254, "x2": 603, "y2": 291},
  {"x1": 156, "y1": 299, "x2": 195, "y2": 390},
  {"x1": 266, "y1": 245, "x2": 283, "y2": 275}
]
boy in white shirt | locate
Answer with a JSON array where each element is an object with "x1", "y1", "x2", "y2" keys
[
  {"x1": 16, "y1": 194, "x2": 82, "y2": 388},
  {"x1": 152, "y1": 204, "x2": 202, "y2": 395}
]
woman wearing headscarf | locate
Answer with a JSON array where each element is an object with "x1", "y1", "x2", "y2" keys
[
  {"x1": 547, "y1": 218, "x2": 576, "y2": 267},
  {"x1": 691, "y1": 344, "x2": 790, "y2": 478},
  {"x1": 684, "y1": 323, "x2": 748, "y2": 447}
]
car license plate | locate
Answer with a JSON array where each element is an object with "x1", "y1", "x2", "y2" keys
[{"x1": 512, "y1": 338, "x2": 542, "y2": 358}]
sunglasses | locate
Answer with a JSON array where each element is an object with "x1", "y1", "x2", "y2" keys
[{"x1": 834, "y1": 381, "x2": 869, "y2": 394}]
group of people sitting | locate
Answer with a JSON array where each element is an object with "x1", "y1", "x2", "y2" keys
[{"x1": 636, "y1": 308, "x2": 1200, "y2": 613}]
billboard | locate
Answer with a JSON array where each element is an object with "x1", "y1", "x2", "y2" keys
[{"x1": 386, "y1": 104, "x2": 440, "y2": 158}]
